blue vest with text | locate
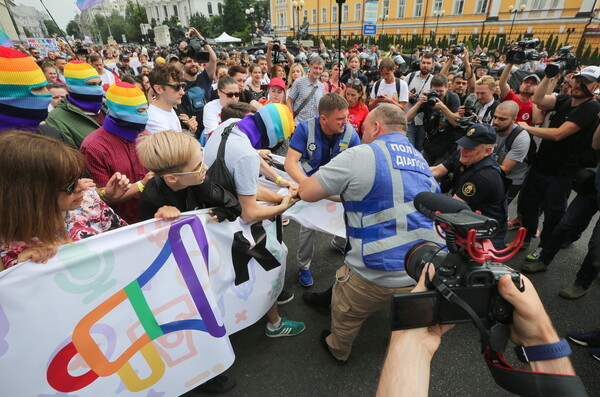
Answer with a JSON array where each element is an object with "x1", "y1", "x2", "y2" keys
[{"x1": 300, "y1": 117, "x2": 356, "y2": 176}]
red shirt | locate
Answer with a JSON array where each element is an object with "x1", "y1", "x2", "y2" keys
[
  {"x1": 503, "y1": 90, "x2": 533, "y2": 125},
  {"x1": 80, "y1": 127, "x2": 148, "y2": 224},
  {"x1": 348, "y1": 103, "x2": 369, "y2": 136}
]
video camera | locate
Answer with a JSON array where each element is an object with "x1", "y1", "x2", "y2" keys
[
  {"x1": 185, "y1": 36, "x2": 217, "y2": 64},
  {"x1": 391, "y1": 192, "x2": 525, "y2": 331},
  {"x1": 545, "y1": 46, "x2": 579, "y2": 78},
  {"x1": 451, "y1": 43, "x2": 465, "y2": 56},
  {"x1": 505, "y1": 38, "x2": 542, "y2": 65}
]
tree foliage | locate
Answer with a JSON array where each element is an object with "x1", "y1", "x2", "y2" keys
[
  {"x1": 44, "y1": 20, "x2": 61, "y2": 37},
  {"x1": 66, "y1": 20, "x2": 82, "y2": 39}
]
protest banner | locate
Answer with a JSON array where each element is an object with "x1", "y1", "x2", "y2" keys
[{"x1": 26, "y1": 37, "x2": 59, "y2": 58}]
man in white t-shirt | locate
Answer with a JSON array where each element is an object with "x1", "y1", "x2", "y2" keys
[
  {"x1": 146, "y1": 64, "x2": 185, "y2": 133},
  {"x1": 89, "y1": 54, "x2": 116, "y2": 92},
  {"x1": 369, "y1": 57, "x2": 408, "y2": 110}
]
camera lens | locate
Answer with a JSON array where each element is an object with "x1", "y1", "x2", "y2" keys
[{"x1": 404, "y1": 241, "x2": 445, "y2": 282}]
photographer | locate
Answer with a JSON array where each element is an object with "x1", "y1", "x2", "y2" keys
[
  {"x1": 406, "y1": 74, "x2": 460, "y2": 165},
  {"x1": 440, "y1": 45, "x2": 475, "y2": 100},
  {"x1": 266, "y1": 40, "x2": 294, "y2": 76},
  {"x1": 499, "y1": 62, "x2": 540, "y2": 124},
  {"x1": 460, "y1": 75, "x2": 499, "y2": 126},
  {"x1": 376, "y1": 268, "x2": 579, "y2": 397},
  {"x1": 177, "y1": 28, "x2": 217, "y2": 138},
  {"x1": 430, "y1": 124, "x2": 508, "y2": 249},
  {"x1": 516, "y1": 66, "x2": 600, "y2": 269},
  {"x1": 369, "y1": 58, "x2": 409, "y2": 110},
  {"x1": 403, "y1": 53, "x2": 435, "y2": 150}
]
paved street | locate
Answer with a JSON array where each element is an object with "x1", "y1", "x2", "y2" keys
[{"x1": 192, "y1": 208, "x2": 600, "y2": 397}]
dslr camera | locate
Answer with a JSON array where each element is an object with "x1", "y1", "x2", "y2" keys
[
  {"x1": 505, "y1": 38, "x2": 542, "y2": 64},
  {"x1": 426, "y1": 89, "x2": 441, "y2": 107},
  {"x1": 451, "y1": 43, "x2": 465, "y2": 56},
  {"x1": 409, "y1": 88, "x2": 418, "y2": 104},
  {"x1": 391, "y1": 193, "x2": 525, "y2": 330},
  {"x1": 545, "y1": 46, "x2": 579, "y2": 78}
]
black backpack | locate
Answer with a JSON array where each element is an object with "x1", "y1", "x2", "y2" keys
[{"x1": 504, "y1": 125, "x2": 537, "y2": 165}]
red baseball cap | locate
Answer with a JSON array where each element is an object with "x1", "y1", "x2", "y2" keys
[{"x1": 269, "y1": 77, "x2": 286, "y2": 90}]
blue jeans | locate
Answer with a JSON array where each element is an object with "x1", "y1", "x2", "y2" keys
[
  {"x1": 519, "y1": 166, "x2": 573, "y2": 246},
  {"x1": 407, "y1": 121, "x2": 425, "y2": 152}
]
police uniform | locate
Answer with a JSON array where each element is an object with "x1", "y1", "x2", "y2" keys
[
  {"x1": 314, "y1": 132, "x2": 440, "y2": 361},
  {"x1": 442, "y1": 124, "x2": 508, "y2": 249}
]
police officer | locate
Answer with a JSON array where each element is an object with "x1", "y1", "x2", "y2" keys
[
  {"x1": 430, "y1": 123, "x2": 508, "y2": 249},
  {"x1": 284, "y1": 93, "x2": 361, "y2": 287},
  {"x1": 297, "y1": 103, "x2": 440, "y2": 363}
]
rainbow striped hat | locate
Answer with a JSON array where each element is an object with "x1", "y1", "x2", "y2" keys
[
  {"x1": 105, "y1": 82, "x2": 148, "y2": 124},
  {"x1": 236, "y1": 103, "x2": 294, "y2": 149},
  {"x1": 63, "y1": 60, "x2": 100, "y2": 95}
]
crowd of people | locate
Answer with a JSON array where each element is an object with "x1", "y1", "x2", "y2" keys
[{"x1": 1, "y1": 28, "x2": 599, "y2": 395}]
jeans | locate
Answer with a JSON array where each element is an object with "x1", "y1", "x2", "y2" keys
[
  {"x1": 407, "y1": 121, "x2": 426, "y2": 152},
  {"x1": 575, "y1": 214, "x2": 600, "y2": 289},
  {"x1": 519, "y1": 166, "x2": 573, "y2": 246}
]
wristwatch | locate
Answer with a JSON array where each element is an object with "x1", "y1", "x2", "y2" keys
[{"x1": 514, "y1": 339, "x2": 572, "y2": 363}]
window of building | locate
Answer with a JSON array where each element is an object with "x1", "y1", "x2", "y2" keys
[
  {"x1": 383, "y1": 0, "x2": 390, "y2": 17},
  {"x1": 414, "y1": 0, "x2": 423, "y2": 16},
  {"x1": 207, "y1": 2, "x2": 213, "y2": 16},
  {"x1": 173, "y1": 5, "x2": 178, "y2": 16},
  {"x1": 475, "y1": 0, "x2": 488, "y2": 13},
  {"x1": 304, "y1": 9, "x2": 308, "y2": 21},
  {"x1": 163, "y1": 5, "x2": 168, "y2": 19},
  {"x1": 312, "y1": 8, "x2": 317, "y2": 24},
  {"x1": 218, "y1": 3, "x2": 223, "y2": 14},
  {"x1": 433, "y1": 0, "x2": 443, "y2": 12},
  {"x1": 332, "y1": 5, "x2": 338, "y2": 23},
  {"x1": 452, "y1": 0, "x2": 464, "y2": 15},
  {"x1": 397, "y1": 0, "x2": 406, "y2": 17},
  {"x1": 343, "y1": 4, "x2": 349, "y2": 22},
  {"x1": 532, "y1": 0, "x2": 544, "y2": 9},
  {"x1": 355, "y1": 3, "x2": 361, "y2": 21},
  {"x1": 321, "y1": 7, "x2": 327, "y2": 23}
]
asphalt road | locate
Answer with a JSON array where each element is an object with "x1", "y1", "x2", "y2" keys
[{"x1": 189, "y1": 208, "x2": 600, "y2": 397}]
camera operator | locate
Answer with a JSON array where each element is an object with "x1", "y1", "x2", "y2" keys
[
  {"x1": 376, "y1": 268, "x2": 580, "y2": 397},
  {"x1": 369, "y1": 58, "x2": 409, "y2": 110},
  {"x1": 406, "y1": 74, "x2": 460, "y2": 165},
  {"x1": 440, "y1": 45, "x2": 475, "y2": 102},
  {"x1": 499, "y1": 63, "x2": 541, "y2": 124},
  {"x1": 430, "y1": 124, "x2": 508, "y2": 249},
  {"x1": 403, "y1": 54, "x2": 435, "y2": 150},
  {"x1": 266, "y1": 40, "x2": 294, "y2": 76},
  {"x1": 460, "y1": 75, "x2": 500, "y2": 126},
  {"x1": 297, "y1": 104, "x2": 440, "y2": 364},
  {"x1": 492, "y1": 101, "x2": 531, "y2": 203},
  {"x1": 177, "y1": 28, "x2": 217, "y2": 138},
  {"x1": 515, "y1": 66, "x2": 600, "y2": 270}
]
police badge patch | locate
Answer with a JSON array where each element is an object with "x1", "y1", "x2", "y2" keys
[
  {"x1": 466, "y1": 128, "x2": 475, "y2": 136},
  {"x1": 308, "y1": 143, "x2": 317, "y2": 151},
  {"x1": 462, "y1": 182, "x2": 476, "y2": 197}
]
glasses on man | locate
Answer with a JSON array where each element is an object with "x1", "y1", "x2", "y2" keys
[
  {"x1": 61, "y1": 176, "x2": 81, "y2": 194},
  {"x1": 347, "y1": 78, "x2": 362, "y2": 87},
  {"x1": 171, "y1": 150, "x2": 206, "y2": 176},
  {"x1": 219, "y1": 90, "x2": 241, "y2": 98},
  {"x1": 164, "y1": 83, "x2": 187, "y2": 91}
]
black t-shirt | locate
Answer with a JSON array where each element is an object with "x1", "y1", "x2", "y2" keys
[{"x1": 535, "y1": 94, "x2": 600, "y2": 177}]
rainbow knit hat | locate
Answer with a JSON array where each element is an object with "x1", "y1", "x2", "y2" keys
[
  {"x1": 0, "y1": 46, "x2": 51, "y2": 130},
  {"x1": 63, "y1": 60, "x2": 100, "y2": 95},
  {"x1": 105, "y1": 82, "x2": 148, "y2": 125},
  {"x1": 236, "y1": 103, "x2": 294, "y2": 149}
]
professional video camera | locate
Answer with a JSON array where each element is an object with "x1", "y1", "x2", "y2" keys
[
  {"x1": 505, "y1": 38, "x2": 542, "y2": 64},
  {"x1": 451, "y1": 43, "x2": 465, "y2": 56},
  {"x1": 185, "y1": 36, "x2": 217, "y2": 63},
  {"x1": 545, "y1": 46, "x2": 579, "y2": 78},
  {"x1": 391, "y1": 192, "x2": 525, "y2": 331},
  {"x1": 426, "y1": 89, "x2": 441, "y2": 107}
]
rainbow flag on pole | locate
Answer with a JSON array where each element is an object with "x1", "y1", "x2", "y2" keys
[
  {"x1": 0, "y1": 29, "x2": 13, "y2": 48},
  {"x1": 75, "y1": 0, "x2": 105, "y2": 11}
]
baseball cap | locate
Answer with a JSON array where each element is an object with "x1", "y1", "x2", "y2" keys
[
  {"x1": 166, "y1": 54, "x2": 180, "y2": 63},
  {"x1": 523, "y1": 74, "x2": 540, "y2": 83},
  {"x1": 456, "y1": 124, "x2": 496, "y2": 149},
  {"x1": 268, "y1": 77, "x2": 286, "y2": 90},
  {"x1": 574, "y1": 66, "x2": 600, "y2": 82},
  {"x1": 119, "y1": 54, "x2": 130, "y2": 61}
]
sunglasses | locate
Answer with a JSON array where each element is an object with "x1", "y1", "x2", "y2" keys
[
  {"x1": 219, "y1": 89, "x2": 241, "y2": 98},
  {"x1": 347, "y1": 78, "x2": 362, "y2": 86},
  {"x1": 171, "y1": 150, "x2": 206, "y2": 176},
  {"x1": 61, "y1": 176, "x2": 81, "y2": 195},
  {"x1": 164, "y1": 83, "x2": 186, "y2": 91}
]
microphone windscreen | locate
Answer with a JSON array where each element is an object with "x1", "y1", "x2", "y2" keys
[{"x1": 413, "y1": 192, "x2": 471, "y2": 220}]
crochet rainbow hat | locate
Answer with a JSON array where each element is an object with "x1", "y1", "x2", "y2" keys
[
  {"x1": 236, "y1": 103, "x2": 294, "y2": 149},
  {"x1": 105, "y1": 82, "x2": 148, "y2": 124},
  {"x1": 63, "y1": 60, "x2": 100, "y2": 95}
]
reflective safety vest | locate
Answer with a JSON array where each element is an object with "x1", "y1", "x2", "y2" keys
[
  {"x1": 301, "y1": 117, "x2": 355, "y2": 176},
  {"x1": 342, "y1": 133, "x2": 440, "y2": 271}
]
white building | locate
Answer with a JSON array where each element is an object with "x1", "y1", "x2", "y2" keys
[
  {"x1": 0, "y1": 0, "x2": 21, "y2": 42},
  {"x1": 142, "y1": 0, "x2": 224, "y2": 27},
  {"x1": 13, "y1": 4, "x2": 48, "y2": 38}
]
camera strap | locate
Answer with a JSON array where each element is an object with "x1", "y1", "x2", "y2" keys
[{"x1": 428, "y1": 274, "x2": 588, "y2": 396}]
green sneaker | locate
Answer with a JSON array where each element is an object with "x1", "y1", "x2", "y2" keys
[
  {"x1": 506, "y1": 240, "x2": 531, "y2": 250},
  {"x1": 521, "y1": 260, "x2": 548, "y2": 274},
  {"x1": 265, "y1": 318, "x2": 306, "y2": 338},
  {"x1": 525, "y1": 247, "x2": 543, "y2": 262},
  {"x1": 559, "y1": 285, "x2": 588, "y2": 300}
]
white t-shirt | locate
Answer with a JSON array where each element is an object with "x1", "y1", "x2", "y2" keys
[
  {"x1": 244, "y1": 73, "x2": 270, "y2": 86},
  {"x1": 100, "y1": 69, "x2": 116, "y2": 88},
  {"x1": 403, "y1": 72, "x2": 433, "y2": 126},
  {"x1": 146, "y1": 104, "x2": 182, "y2": 133},
  {"x1": 202, "y1": 99, "x2": 223, "y2": 135},
  {"x1": 370, "y1": 78, "x2": 409, "y2": 105},
  {"x1": 203, "y1": 118, "x2": 261, "y2": 196}
]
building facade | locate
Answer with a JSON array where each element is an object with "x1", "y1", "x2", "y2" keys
[
  {"x1": 13, "y1": 4, "x2": 48, "y2": 38},
  {"x1": 141, "y1": 0, "x2": 224, "y2": 28},
  {"x1": 270, "y1": 0, "x2": 600, "y2": 48},
  {"x1": 0, "y1": 0, "x2": 21, "y2": 42}
]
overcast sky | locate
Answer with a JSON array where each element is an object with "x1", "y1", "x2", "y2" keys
[{"x1": 16, "y1": 0, "x2": 79, "y2": 30}]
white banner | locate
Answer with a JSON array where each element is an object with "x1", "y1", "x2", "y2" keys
[
  {"x1": 0, "y1": 212, "x2": 286, "y2": 396},
  {"x1": 26, "y1": 38, "x2": 59, "y2": 58}
]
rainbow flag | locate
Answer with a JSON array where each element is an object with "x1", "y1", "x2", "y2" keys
[
  {"x1": 0, "y1": 29, "x2": 13, "y2": 48},
  {"x1": 75, "y1": 0, "x2": 105, "y2": 11}
]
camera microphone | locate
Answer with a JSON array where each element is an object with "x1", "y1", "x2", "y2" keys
[{"x1": 413, "y1": 192, "x2": 471, "y2": 220}]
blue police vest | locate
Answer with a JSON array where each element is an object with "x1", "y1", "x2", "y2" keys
[
  {"x1": 300, "y1": 117, "x2": 355, "y2": 176},
  {"x1": 342, "y1": 133, "x2": 440, "y2": 271}
]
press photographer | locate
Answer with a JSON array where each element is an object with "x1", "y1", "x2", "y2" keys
[
  {"x1": 406, "y1": 74, "x2": 460, "y2": 165},
  {"x1": 403, "y1": 53, "x2": 435, "y2": 150}
]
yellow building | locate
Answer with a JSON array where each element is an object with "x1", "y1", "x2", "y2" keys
[{"x1": 270, "y1": 0, "x2": 600, "y2": 48}]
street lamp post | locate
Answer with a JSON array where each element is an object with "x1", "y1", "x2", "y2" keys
[
  {"x1": 379, "y1": 13, "x2": 388, "y2": 36},
  {"x1": 245, "y1": 7, "x2": 255, "y2": 44},
  {"x1": 292, "y1": 0, "x2": 304, "y2": 45},
  {"x1": 432, "y1": 9, "x2": 445, "y2": 47},
  {"x1": 565, "y1": 27, "x2": 575, "y2": 46},
  {"x1": 508, "y1": 4, "x2": 526, "y2": 44}
]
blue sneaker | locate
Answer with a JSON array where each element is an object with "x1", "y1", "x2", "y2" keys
[
  {"x1": 591, "y1": 348, "x2": 600, "y2": 362},
  {"x1": 299, "y1": 269, "x2": 313, "y2": 287},
  {"x1": 567, "y1": 329, "x2": 600, "y2": 347}
]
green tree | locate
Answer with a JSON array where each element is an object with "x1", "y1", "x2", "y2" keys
[
  {"x1": 44, "y1": 20, "x2": 61, "y2": 37},
  {"x1": 66, "y1": 20, "x2": 83, "y2": 39},
  {"x1": 124, "y1": 1, "x2": 147, "y2": 43},
  {"x1": 223, "y1": 0, "x2": 246, "y2": 34},
  {"x1": 581, "y1": 44, "x2": 592, "y2": 65}
]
